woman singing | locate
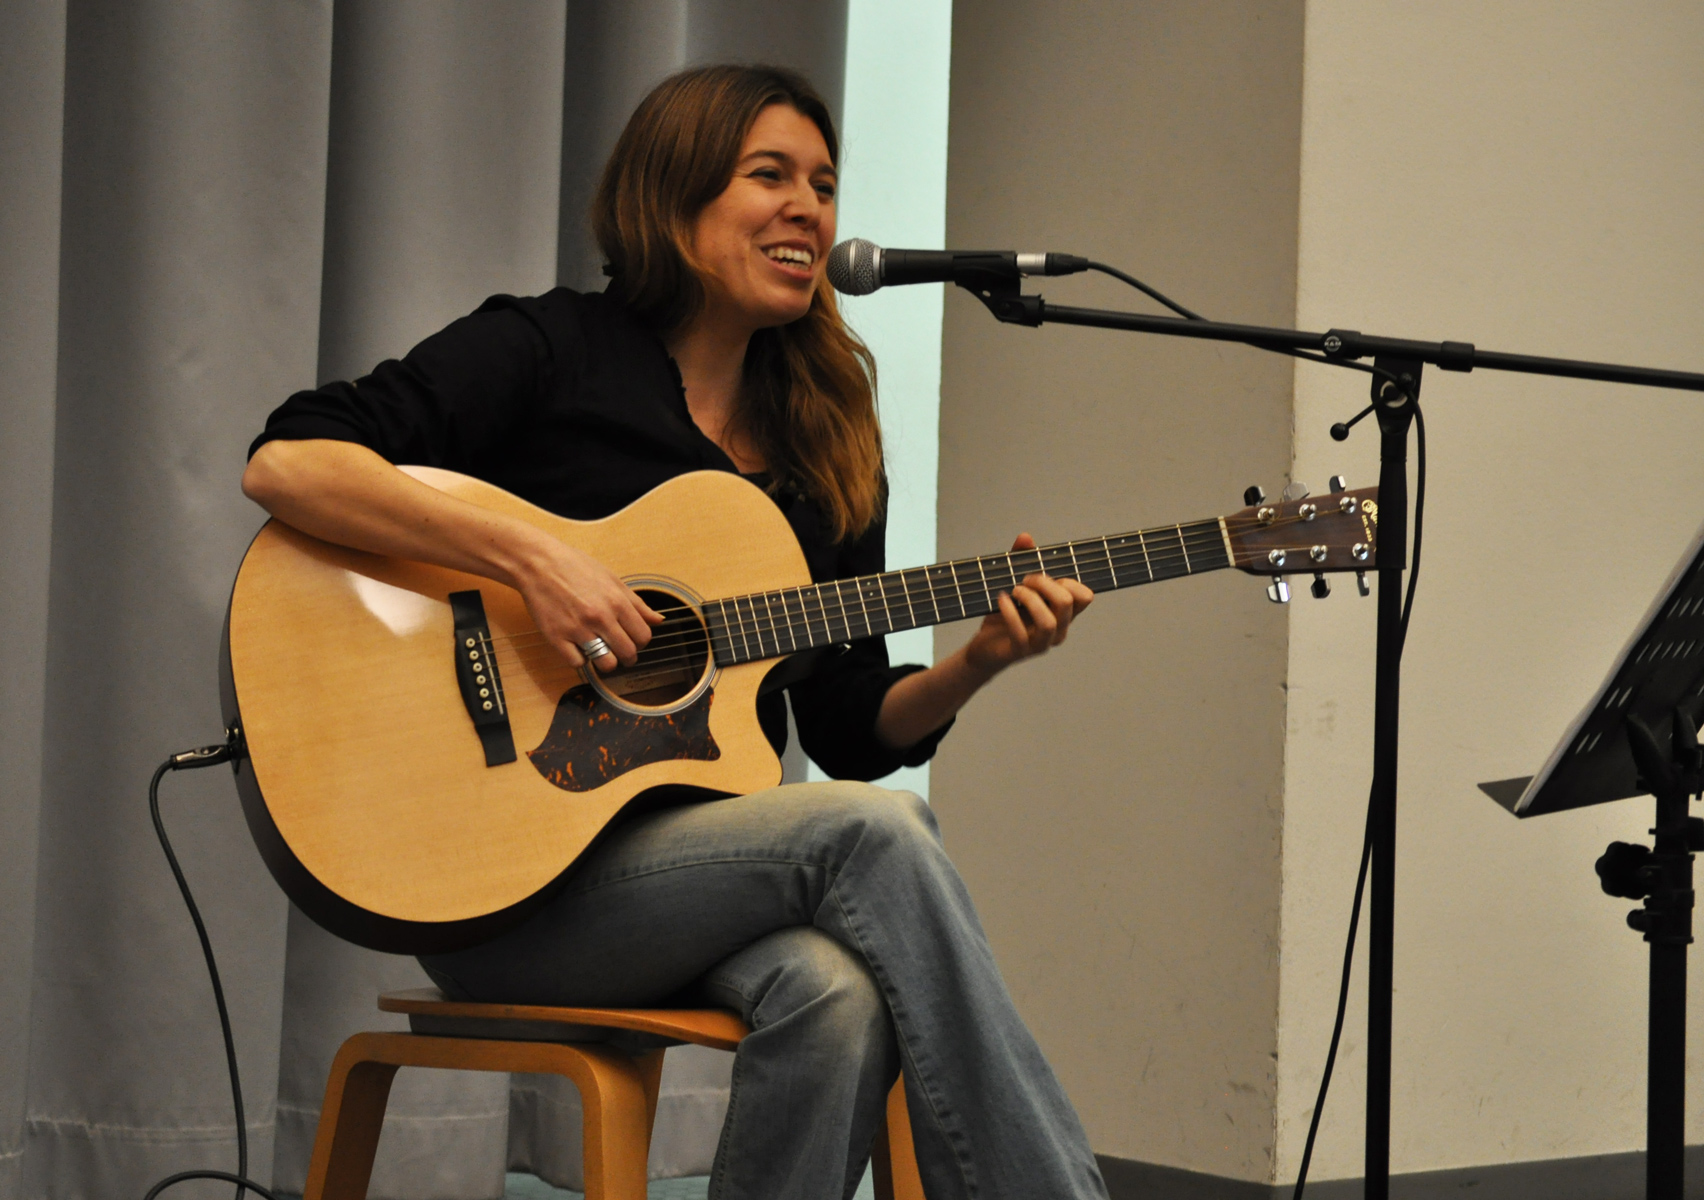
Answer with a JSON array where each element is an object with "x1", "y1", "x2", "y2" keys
[{"x1": 243, "y1": 64, "x2": 1106, "y2": 1200}]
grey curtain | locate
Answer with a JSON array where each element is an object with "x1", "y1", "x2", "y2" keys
[{"x1": 0, "y1": 3, "x2": 845, "y2": 1197}]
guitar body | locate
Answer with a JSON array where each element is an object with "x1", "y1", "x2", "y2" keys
[{"x1": 223, "y1": 468, "x2": 807, "y2": 954}]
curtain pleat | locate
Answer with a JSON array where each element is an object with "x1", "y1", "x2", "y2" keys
[
  {"x1": 24, "y1": 1, "x2": 334, "y2": 1196},
  {"x1": 0, "y1": 3, "x2": 67, "y2": 1197},
  {"x1": 274, "y1": 4, "x2": 567, "y2": 1196},
  {"x1": 4, "y1": 3, "x2": 848, "y2": 1197}
]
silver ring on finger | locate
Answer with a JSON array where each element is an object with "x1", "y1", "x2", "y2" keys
[{"x1": 578, "y1": 636, "x2": 613, "y2": 661}]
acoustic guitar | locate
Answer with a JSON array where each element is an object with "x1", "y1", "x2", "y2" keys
[{"x1": 221, "y1": 467, "x2": 1379, "y2": 953}]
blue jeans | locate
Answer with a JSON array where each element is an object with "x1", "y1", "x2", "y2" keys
[{"x1": 421, "y1": 781, "x2": 1108, "y2": 1200}]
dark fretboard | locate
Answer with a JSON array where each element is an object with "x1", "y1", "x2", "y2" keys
[{"x1": 704, "y1": 517, "x2": 1232, "y2": 666}]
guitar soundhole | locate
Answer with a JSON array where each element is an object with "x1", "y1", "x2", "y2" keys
[{"x1": 594, "y1": 587, "x2": 713, "y2": 711}]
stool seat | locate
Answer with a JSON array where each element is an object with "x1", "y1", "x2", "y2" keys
[
  {"x1": 379, "y1": 986, "x2": 747, "y2": 1048},
  {"x1": 301, "y1": 988, "x2": 925, "y2": 1200}
]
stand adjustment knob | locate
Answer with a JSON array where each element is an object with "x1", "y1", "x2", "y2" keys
[
  {"x1": 1598, "y1": 841, "x2": 1653, "y2": 899},
  {"x1": 1267, "y1": 577, "x2": 1291, "y2": 604}
]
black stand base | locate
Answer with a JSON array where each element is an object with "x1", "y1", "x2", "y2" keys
[{"x1": 1596, "y1": 707, "x2": 1704, "y2": 1200}]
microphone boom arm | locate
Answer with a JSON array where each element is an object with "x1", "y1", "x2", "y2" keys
[{"x1": 964, "y1": 285, "x2": 1704, "y2": 392}]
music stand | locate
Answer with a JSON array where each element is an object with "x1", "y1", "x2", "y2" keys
[{"x1": 1481, "y1": 514, "x2": 1704, "y2": 1200}]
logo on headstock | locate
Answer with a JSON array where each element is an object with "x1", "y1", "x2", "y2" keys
[{"x1": 1359, "y1": 499, "x2": 1378, "y2": 546}]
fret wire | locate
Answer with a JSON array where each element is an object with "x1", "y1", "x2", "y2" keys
[
  {"x1": 921, "y1": 566, "x2": 942, "y2": 624},
  {"x1": 775, "y1": 590, "x2": 796, "y2": 652},
  {"x1": 933, "y1": 562, "x2": 961, "y2": 620},
  {"x1": 756, "y1": 593, "x2": 775, "y2": 655},
  {"x1": 744, "y1": 595, "x2": 766, "y2": 659},
  {"x1": 872, "y1": 572, "x2": 899, "y2": 634},
  {"x1": 1096, "y1": 538, "x2": 1119, "y2": 587},
  {"x1": 1066, "y1": 540, "x2": 1082, "y2": 580},
  {"x1": 850, "y1": 573, "x2": 872, "y2": 639},
  {"x1": 758, "y1": 591, "x2": 780, "y2": 656},
  {"x1": 799, "y1": 584, "x2": 826, "y2": 647},
  {"x1": 899, "y1": 568, "x2": 920, "y2": 629},
  {"x1": 830, "y1": 578, "x2": 852, "y2": 642},
  {"x1": 1176, "y1": 525, "x2": 1192, "y2": 574},
  {"x1": 740, "y1": 595, "x2": 760, "y2": 662},
  {"x1": 706, "y1": 603, "x2": 732, "y2": 664},
  {"x1": 798, "y1": 585, "x2": 820, "y2": 648},
  {"x1": 777, "y1": 589, "x2": 802, "y2": 653},
  {"x1": 974, "y1": 556, "x2": 994, "y2": 615},
  {"x1": 956, "y1": 559, "x2": 985, "y2": 617},
  {"x1": 720, "y1": 598, "x2": 749, "y2": 663},
  {"x1": 1136, "y1": 530, "x2": 1154, "y2": 581}
]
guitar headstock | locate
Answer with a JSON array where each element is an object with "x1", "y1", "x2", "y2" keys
[{"x1": 1228, "y1": 485, "x2": 1379, "y2": 578}]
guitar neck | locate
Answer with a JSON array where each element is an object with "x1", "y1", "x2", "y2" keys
[{"x1": 705, "y1": 516, "x2": 1234, "y2": 666}]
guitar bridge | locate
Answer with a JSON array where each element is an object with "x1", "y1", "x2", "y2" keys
[{"x1": 449, "y1": 590, "x2": 516, "y2": 766}]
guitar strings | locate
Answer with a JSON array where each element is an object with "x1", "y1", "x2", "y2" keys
[
  {"x1": 487, "y1": 533, "x2": 1346, "y2": 671},
  {"x1": 477, "y1": 535, "x2": 1362, "y2": 688},
  {"x1": 480, "y1": 505, "x2": 1371, "y2": 661},
  {"x1": 490, "y1": 540, "x2": 1333, "y2": 675},
  {"x1": 485, "y1": 535, "x2": 1234, "y2": 667}
]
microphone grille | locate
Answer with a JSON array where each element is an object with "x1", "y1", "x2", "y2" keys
[{"x1": 827, "y1": 238, "x2": 881, "y2": 295}]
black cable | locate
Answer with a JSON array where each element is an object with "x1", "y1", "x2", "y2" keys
[
  {"x1": 1085, "y1": 261, "x2": 1203, "y2": 321},
  {"x1": 144, "y1": 1171, "x2": 283, "y2": 1200},
  {"x1": 1085, "y1": 255, "x2": 1433, "y2": 1195},
  {"x1": 146, "y1": 739, "x2": 279, "y2": 1200},
  {"x1": 1291, "y1": 796, "x2": 1373, "y2": 1200},
  {"x1": 1083, "y1": 260, "x2": 1408, "y2": 391},
  {"x1": 1084, "y1": 251, "x2": 1435, "y2": 1195},
  {"x1": 1290, "y1": 406, "x2": 1426, "y2": 1200}
]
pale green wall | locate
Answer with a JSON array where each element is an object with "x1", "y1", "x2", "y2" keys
[{"x1": 818, "y1": 0, "x2": 952, "y2": 794}]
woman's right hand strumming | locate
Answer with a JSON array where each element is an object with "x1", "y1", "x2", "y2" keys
[{"x1": 241, "y1": 438, "x2": 662, "y2": 672}]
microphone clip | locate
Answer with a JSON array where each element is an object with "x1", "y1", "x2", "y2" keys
[{"x1": 960, "y1": 275, "x2": 1045, "y2": 327}]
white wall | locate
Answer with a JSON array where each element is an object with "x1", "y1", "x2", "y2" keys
[
  {"x1": 936, "y1": 3, "x2": 1304, "y2": 1180},
  {"x1": 1280, "y1": 1, "x2": 1704, "y2": 1182}
]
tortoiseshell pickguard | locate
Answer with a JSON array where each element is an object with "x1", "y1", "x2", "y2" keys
[{"x1": 526, "y1": 684, "x2": 720, "y2": 792}]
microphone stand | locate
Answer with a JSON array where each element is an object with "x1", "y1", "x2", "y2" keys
[{"x1": 954, "y1": 273, "x2": 1704, "y2": 1200}]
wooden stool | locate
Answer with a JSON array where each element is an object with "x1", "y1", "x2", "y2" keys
[{"x1": 302, "y1": 987, "x2": 925, "y2": 1200}]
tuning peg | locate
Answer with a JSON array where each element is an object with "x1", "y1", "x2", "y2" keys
[
  {"x1": 1311, "y1": 573, "x2": 1331, "y2": 599},
  {"x1": 1329, "y1": 474, "x2": 1347, "y2": 492},
  {"x1": 1281, "y1": 482, "x2": 1310, "y2": 502},
  {"x1": 1267, "y1": 576, "x2": 1291, "y2": 604},
  {"x1": 1243, "y1": 485, "x2": 1266, "y2": 506},
  {"x1": 1356, "y1": 571, "x2": 1371, "y2": 597}
]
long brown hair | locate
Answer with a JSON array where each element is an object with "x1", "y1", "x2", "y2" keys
[{"x1": 592, "y1": 64, "x2": 883, "y2": 542}]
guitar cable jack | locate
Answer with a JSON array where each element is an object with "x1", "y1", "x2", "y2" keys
[{"x1": 145, "y1": 722, "x2": 281, "y2": 1200}]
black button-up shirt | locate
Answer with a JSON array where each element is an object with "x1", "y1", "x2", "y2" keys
[{"x1": 251, "y1": 286, "x2": 949, "y2": 779}]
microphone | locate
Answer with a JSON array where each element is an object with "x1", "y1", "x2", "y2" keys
[{"x1": 826, "y1": 237, "x2": 1089, "y2": 296}]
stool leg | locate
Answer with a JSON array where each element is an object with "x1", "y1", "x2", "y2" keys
[
  {"x1": 303, "y1": 1033, "x2": 402, "y2": 1200},
  {"x1": 872, "y1": 1077, "x2": 926, "y2": 1200},
  {"x1": 637, "y1": 1048, "x2": 666, "y2": 1129},
  {"x1": 568, "y1": 1044, "x2": 659, "y2": 1200}
]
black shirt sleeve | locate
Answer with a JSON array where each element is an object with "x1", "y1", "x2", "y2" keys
[
  {"x1": 785, "y1": 508, "x2": 955, "y2": 782},
  {"x1": 248, "y1": 293, "x2": 564, "y2": 467}
]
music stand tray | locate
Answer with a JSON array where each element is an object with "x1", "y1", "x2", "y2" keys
[
  {"x1": 1481, "y1": 514, "x2": 1704, "y2": 817},
  {"x1": 1479, "y1": 514, "x2": 1704, "y2": 1200}
]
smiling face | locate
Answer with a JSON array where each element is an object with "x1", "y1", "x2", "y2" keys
[{"x1": 686, "y1": 103, "x2": 837, "y2": 336}]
